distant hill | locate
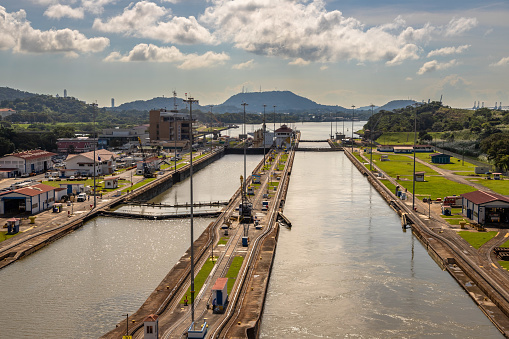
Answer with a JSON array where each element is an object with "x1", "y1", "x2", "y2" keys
[
  {"x1": 113, "y1": 91, "x2": 417, "y2": 115},
  {"x1": 114, "y1": 90, "x2": 347, "y2": 114},
  {"x1": 0, "y1": 87, "x2": 36, "y2": 101},
  {"x1": 376, "y1": 100, "x2": 416, "y2": 112}
]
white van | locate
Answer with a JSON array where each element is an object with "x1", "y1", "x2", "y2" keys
[{"x1": 76, "y1": 193, "x2": 87, "y2": 202}]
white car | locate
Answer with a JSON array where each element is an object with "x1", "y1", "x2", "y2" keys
[{"x1": 76, "y1": 193, "x2": 87, "y2": 202}]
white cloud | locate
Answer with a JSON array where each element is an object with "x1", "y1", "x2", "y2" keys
[
  {"x1": 417, "y1": 59, "x2": 458, "y2": 75},
  {"x1": 445, "y1": 17, "x2": 478, "y2": 36},
  {"x1": 427, "y1": 45, "x2": 470, "y2": 58},
  {"x1": 93, "y1": 1, "x2": 215, "y2": 44},
  {"x1": 406, "y1": 77, "x2": 413, "y2": 81},
  {"x1": 0, "y1": 6, "x2": 109, "y2": 54},
  {"x1": 201, "y1": 0, "x2": 430, "y2": 65},
  {"x1": 320, "y1": 65, "x2": 328, "y2": 71},
  {"x1": 178, "y1": 51, "x2": 229, "y2": 69},
  {"x1": 104, "y1": 43, "x2": 229, "y2": 69},
  {"x1": 44, "y1": 4, "x2": 85, "y2": 19},
  {"x1": 289, "y1": 58, "x2": 310, "y2": 66},
  {"x1": 82, "y1": 0, "x2": 118, "y2": 15},
  {"x1": 160, "y1": 0, "x2": 179, "y2": 3},
  {"x1": 491, "y1": 57, "x2": 509, "y2": 67},
  {"x1": 232, "y1": 59, "x2": 254, "y2": 70}
]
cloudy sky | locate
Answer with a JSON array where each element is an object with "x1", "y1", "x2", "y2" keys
[{"x1": 1, "y1": 0, "x2": 508, "y2": 109}]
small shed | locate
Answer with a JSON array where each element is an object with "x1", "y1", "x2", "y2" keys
[
  {"x1": 59, "y1": 183, "x2": 85, "y2": 195},
  {"x1": 143, "y1": 314, "x2": 159, "y2": 339},
  {"x1": 377, "y1": 145, "x2": 394, "y2": 152},
  {"x1": 430, "y1": 153, "x2": 451, "y2": 164},
  {"x1": 212, "y1": 277, "x2": 228, "y2": 313},
  {"x1": 415, "y1": 171, "x2": 425, "y2": 182},
  {"x1": 394, "y1": 146, "x2": 413, "y2": 154},
  {"x1": 461, "y1": 190, "x2": 509, "y2": 224},
  {"x1": 380, "y1": 154, "x2": 389, "y2": 161},
  {"x1": 104, "y1": 176, "x2": 119, "y2": 189}
]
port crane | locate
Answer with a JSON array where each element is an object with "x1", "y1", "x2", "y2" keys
[{"x1": 137, "y1": 137, "x2": 156, "y2": 178}]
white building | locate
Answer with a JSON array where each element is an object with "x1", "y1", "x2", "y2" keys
[
  {"x1": 274, "y1": 125, "x2": 293, "y2": 148},
  {"x1": 143, "y1": 314, "x2": 159, "y2": 339},
  {"x1": 0, "y1": 150, "x2": 56, "y2": 175},
  {"x1": 65, "y1": 149, "x2": 117, "y2": 177},
  {"x1": 0, "y1": 184, "x2": 57, "y2": 215}
]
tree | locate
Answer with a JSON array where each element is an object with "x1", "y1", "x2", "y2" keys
[{"x1": 481, "y1": 133, "x2": 509, "y2": 172}]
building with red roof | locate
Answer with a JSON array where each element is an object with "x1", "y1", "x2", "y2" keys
[
  {"x1": 461, "y1": 190, "x2": 509, "y2": 224},
  {"x1": 143, "y1": 314, "x2": 159, "y2": 339},
  {"x1": 0, "y1": 183, "x2": 58, "y2": 215},
  {"x1": 274, "y1": 124, "x2": 294, "y2": 148},
  {"x1": 0, "y1": 150, "x2": 56, "y2": 175}
]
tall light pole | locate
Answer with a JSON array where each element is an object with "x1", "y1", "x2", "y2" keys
[
  {"x1": 90, "y1": 102, "x2": 98, "y2": 209},
  {"x1": 273, "y1": 105, "x2": 276, "y2": 146},
  {"x1": 209, "y1": 105, "x2": 213, "y2": 154},
  {"x1": 263, "y1": 104, "x2": 266, "y2": 168},
  {"x1": 330, "y1": 111, "x2": 333, "y2": 140},
  {"x1": 412, "y1": 103, "x2": 418, "y2": 211},
  {"x1": 172, "y1": 90, "x2": 178, "y2": 172},
  {"x1": 369, "y1": 104, "x2": 375, "y2": 171},
  {"x1": 122, "y1": 314, "x2": 129, "y2": 337},
  {"x1": 351, "y1": 105, "x2": 355, "y2": 153},
  {"x1": 242, "y1": 103, "x2": 248, "y2": 194},
  {"x1": 183, "y1": 96, "x2": 198, "y2": 326}
]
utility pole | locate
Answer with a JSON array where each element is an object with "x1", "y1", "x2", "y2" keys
[
  {"x1": 172, "y1": 90, "x2": 178, "y2": 172},
  {"x1": 263, "y1": 104, "x2": 266, "y2": 168},
  {"x1": 90, "y1": 102, "x2": 98, "y2": 209},
  {"x1": 209, "y1": 105, "x2": 213, "y2": 154},
  {"x1": 369, "y1": 104, "x2": 375, "y2": 171},
  {"x1": 122, "y1": 314, "x2": 129, "y2": 337},
  {"x1": 183, "y1": 96, "x2": 198, "y2": 327},
  {"x1": 273, "y1": 105, "x2": 276, "y2": 146},
  {"x1": 351, "y1": 105, "x2": 355, "y2": 153},
  {"x1": 242, "y1": 103, "x2": 248, "y2": 194},
  {"x1": 412, "y1": 103, "x2": 418, "y2": 211}
]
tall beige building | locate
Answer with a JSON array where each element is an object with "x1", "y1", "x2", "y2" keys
[{"x1": 149, "y1": 109, "x2": 195, "y2": 142}]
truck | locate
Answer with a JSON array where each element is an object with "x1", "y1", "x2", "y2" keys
[{"x1": 443, "y1": 196, "x2": 462, "y2": 208}]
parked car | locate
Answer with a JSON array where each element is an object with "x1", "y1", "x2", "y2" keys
[{"x1": 76, "y1": 193, "x2": 87, "y2": 202}]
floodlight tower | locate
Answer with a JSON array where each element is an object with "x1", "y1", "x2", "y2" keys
[{"x1": 183, "y1": 95, "x2": 198, "y2": 327}]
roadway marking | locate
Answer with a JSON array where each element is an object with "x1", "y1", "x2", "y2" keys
[
  {"x1": 492, "y1": 263, "x2": 499, "y2": 269},
  {"x1": 505, "y1": 233, "x2": 509, "y2": 238}
]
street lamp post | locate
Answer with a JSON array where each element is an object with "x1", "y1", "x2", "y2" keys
[
  {"x1": 351, "y1": 105, "x2": 355, "y2": 153},
  {"x1": 412, "y1": 103, "x2": 418, "y2": 211},
  {"x1": 263, "y1": 104, "x2": 266, "y2": 168},
  {"x1": 90, "y1": 102, "x2": 98, "y2": 209},
  {"x1": 330, "y1": 112, "x2": 332, "y2": 140},
  {"x1": 209, "y1": 105, "x2": 213, "y2": 154},
  {"x1": 273, "y1": 105, "x2": 276, "y2": 139},
  {"x1": 122, "y1": 314, "x2": 129, "y2": 337},
  {"x1": 183, "y1": 96, "x2": 198, "y2": 326},
  {"x1": 369, "y1": 104, "x2": 375, "y2": 171},
  {"x1": 242, "y1": 103, "x2": 248, "y2": 194}
]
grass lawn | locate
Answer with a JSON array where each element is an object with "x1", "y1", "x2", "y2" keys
[
  {"x1": 499, "y1": 238, "x2": 509, "y2": 248},
  {"x1": 268, "y1": 182, "x2": 279, "y2": 187},
  {"x1": 394, "y1": 176, "x2": 476, "y2": 200},
  {"x1": 375, "y1": 154, "x2": 439, "y2": 177},
  {"x1": 380, "y1": 180, "x2": 397, "y2": 194},
  {"x1": 376, "y1": 132, "x2": 416, "y2": 145},
  {"x1": 225, "y1": 256, "x2": 244, "y2": 294},
  {"x1": 467, "y1": 178, "x2": 509, "y2": 195},
  {"x1": 441, "y1": 217, "x2": 467, "y2": 225},
  {"x1": 457, "y1": 231, "x2": 497, "y2": 249},
  {"x1": 42, "y1": 178, "x2": 130, "y2": 192},
  {"x1": 218, "y1": 236, "x2": 229, "y2": 245},
  {"x1": 180, "y1": 257, "x2": 216, "y2": 304},
  {"x1": 161, "y1": 161, "x2": 187, "y2": 170},
  {"x1": 120, "y1": 178, "x2": 156, "y2": 193},
  {"x1": 0, "y1": 231, "x2": 17, "y2": 242},
  {"x1": 498, "y1": 261, "x2": 509, "y2": 270}
]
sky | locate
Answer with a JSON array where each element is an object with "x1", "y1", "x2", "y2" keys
[{"x1": 1, "y1": 0, "x2": 508, "y2": 109}]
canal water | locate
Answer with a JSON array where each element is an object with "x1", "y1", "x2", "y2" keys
[
  {"x1": 259, "y1": 150, "x2": 502, "y2": 338},
  {"x1": 0, "y1": 154, "x2": 261, "y2": 338}
]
